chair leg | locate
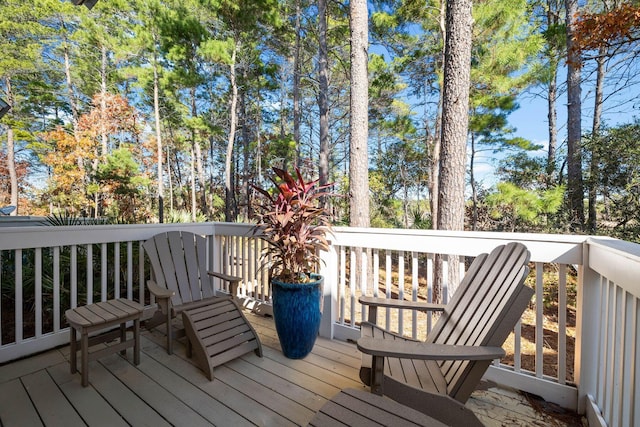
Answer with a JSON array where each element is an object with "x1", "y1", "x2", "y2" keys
[
  {"x1": 370, "y1": 355, "x2": 384, "y2": 395},
  {"x1": 166, "y1": 310, "x2": 172, "y2": 355}
]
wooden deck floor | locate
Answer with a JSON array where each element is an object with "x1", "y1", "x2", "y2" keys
[{"x1": 0, "y1": 312, "x2": 579, "y2": 426}]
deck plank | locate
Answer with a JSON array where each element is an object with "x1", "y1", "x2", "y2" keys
[
  {"x1": 0, "y1": 349, "x2": 66, "y2": 383},
  {"x1": 138, "y1": 336, "x2": 254, "y2": 427},
  {"x1": 21, "y1": 369, "x2": 86, "y2": 427},
  {"x1": 239, "y1": 350, "x2": 343, "y2": 400},
  {"x1": 47, "y1": 362, "x2": 128, "y2": 427},
  {"x1": 99, "y1": 352, "x2": 214, "y2": 427},
  {"x1": 88, "y1": 357, "x2": 172, "y2": 427},
  {"x1": 0, "y1": 378, "x2": 44, "y2": 427},
  {"x1": 143, "y1": 331, "x2": 296, "y2": 426}
]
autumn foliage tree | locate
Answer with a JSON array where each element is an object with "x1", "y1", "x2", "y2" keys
[
  {"x1": 40, "y1": 93, "x2": 145, "y2": 219},
  {"x1": 572, "y1": 4, "x2": 640, "y2": 53},
  {"x1": 41, "y1": 128, "x2": 95, "y2": 214}
]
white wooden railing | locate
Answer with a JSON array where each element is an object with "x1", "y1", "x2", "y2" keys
[{"x1": 0, "y1": 223, "x2": 637, "y2": 427}]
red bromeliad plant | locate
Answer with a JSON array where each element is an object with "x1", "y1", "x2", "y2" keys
[{"x1": 252, "y1": 167, "x2": 334, "y2": 283}]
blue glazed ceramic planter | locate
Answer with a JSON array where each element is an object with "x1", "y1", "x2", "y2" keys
[{"x1": 271, "y1": 275, "x2": 323, "y2": 359}]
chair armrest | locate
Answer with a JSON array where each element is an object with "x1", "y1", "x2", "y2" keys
[
  {"x1": 208, "y1": 271, "x2": 242, "y2": 297},
  {"x1": 146, "y1": 280, "x2": 174, "y2": 299},
  {"x1": 359, "y1": 295, "x2": 445, "y2": 312},
  {"x1": 208, "y1": 270, "x2": 242, "y2": 283},
  {"x1": 357, "y1": 337, "x2": 505, "y2": 361}
]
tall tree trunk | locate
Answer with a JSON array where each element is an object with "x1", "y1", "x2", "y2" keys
[
  {"x1": 293, "y1": 0, "x2": 302, "y2": 167},
  {"x1": 4, "y1": 77, "x2": 17, "y2": 215},
  {"x1": 545, "y1": 0, "x2": 561, "y2": 187},
  {"x1": 100, "y1": 44, "x2": 108, "y2": 156},
  {"x1": 190, "y1": 145, "x2": 197, "y2": 221},
  {"x1": 349, "y1": 0, "x2": 371, "y2": 297},
  {"x1": 547, "y1": 63, "x2": 558, "y2": 184},
  {"x1": 153, "y1": 40, "x2": 164, "y2": 222},
  {"x1": 430, "y1": 0, "x2": 447, "y2": 230},
  {"x1": 167, "y1": 147, "x2": 174, "y2": 212},
  {"x1": 225, "y1": 40, "x2": 239, "y2": 222},
  {"x1": 349, "y1": 0, "x2": 370, "y2": 228},
  {"x1": 7, "y1": 127, "x2": 17, "y2": 214},
  {"x1": 191, "y1": 87, "x2": 206, "y2": 216},
  {"x1": 587, "y1": 48, "x2": 607, "y2": 233},
  {"x1": 565, "y1": 0, "x2": 584, "y2": 230},
  {"x1": 62, "y1": 37, "x2": 79, "y2": 133},
  {"x1": 318, "y1": 0, "x2": 330, "y2": 188},
  {"x1": 240, "y1": 72, "x2": 251, "y2": 220},
  {"x1": 437, "y1": 0, "x2": 473, "y2": 299}
]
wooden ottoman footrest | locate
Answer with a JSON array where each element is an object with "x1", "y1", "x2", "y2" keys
[{"x1": 182, "y1": 298, "x2": 262, "y2": 380}]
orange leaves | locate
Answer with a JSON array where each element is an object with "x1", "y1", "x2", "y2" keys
[
  {"x1": 78, "y1": 93, "x2": 140, "y2": 144},
  {"x1": 573, "y1": 4, "x2": 640, "y2": 52},
  {"x1": 40, "y1": 128, "x2": 92, "y2": 196}
]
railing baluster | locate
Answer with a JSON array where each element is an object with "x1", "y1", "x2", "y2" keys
[
  {"x1": 71, "y1": 245, "x2": 77, "y2": 309},
  {"x1": 426, "y1": 253, "x2": 433, "y2": 332},
  {"x1": 372, "y1": 249, "x2": 379, "y2": 299},
  {"x1": 139, "y1": 241, "x2": 146, "y2": 304},
  {"x1": 338, "y1": 246, "x2": 346, "y2": 325},
  {"x1": 558, "y1": 264, "x2": 567, "y2": 384},
  {"x1": 398, "y1": 251, "x2": 404, "y2": 334},
  {"x1": 596, "y1": 275, "x2": 606, "y2": 404},
  {"x1": 631, "y1": 298, "x2": 639, "y2": 427},
  {"x1": 411, "y1": 252, "x2": 418, "y2": 340},
  {"x1": 535, "y1": 262, "x2": 543, "y2": 378},
  {"x1": 101, "y1": 243, "x2": 108, "y2": 300},
  {"x1": 620, "y1": 294, "x2": 636, "y2": 426},
  {"x1": 442, "y1": 255, "x2": 449, "y2": 305},
  {"x1": 514, "y1": 318, "x2": 522, "y2": 372},
  {"x1": 86, "y1": 244, "x2": 93, "y2": 305},
  {"x1": 612, "y1": 285, "x2": 624, "y2": 427},
  {"x1": 114, "y1": 243, "x2": 120, "y2": 302},
  {"x1": 15, "y1": 249, "x2": 22, "y2": 343},
  {"x1": 385, "y1": 251, "x2": 391, "y2": 331},
  {"x1": 360, "y1": 248, "x2": 367, "y2": 324},
  {"x1": 35, "y1": 248, "x2": 42, "y2": 338},
  {"x1": 604, "y1": 280, "x2": 615, "y2": 420},
  {"x1": 349, "y1": 249, "x2": 356, "y2": 327},
  {"x1": 53, "y1": 246, "x2": 60, "y2": 332},
  {"x1": 127, "y1": 241, "x2": 133, "y2": 301}
]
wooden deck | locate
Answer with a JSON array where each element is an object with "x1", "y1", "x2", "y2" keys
[{"x1": 0, "y1": 312, "x2": 579, "y2": 426}]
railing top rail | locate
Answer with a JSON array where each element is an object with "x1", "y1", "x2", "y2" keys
[
  {"x1": 587, "y1": 237, "x2": 640, "y2": 297},
  {"x1": 330, "y1": 227, "x2": 589, "y2": 264},
  {"x1": 0, "y1": 222, "x2": 216, "y2": 250}
]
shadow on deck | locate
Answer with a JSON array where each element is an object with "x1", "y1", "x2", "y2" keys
[{"x1": 0, "y1": 312, "x2": 581, "y2": 426}]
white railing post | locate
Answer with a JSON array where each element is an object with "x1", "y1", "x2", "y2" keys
[
  {"x1": 575, "y1": 242, "x2": 605, "y2": 419},
  {"x1": 319, "y1": 243, "x2": 338, "y2": 339}
]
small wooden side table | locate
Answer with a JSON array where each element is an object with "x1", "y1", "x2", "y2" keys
[{"x1": 65, "y1": 298, "x2": 144, "y2": 387}]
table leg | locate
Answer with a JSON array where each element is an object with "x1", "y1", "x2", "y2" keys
[
  {"x1": 81, "y1": 330, "x2": 89, "y2": 387},
  {"x1": 134, "y1": 318, "x2": 140, "y2": 365},
  {"x1": 69, "y1": 326, "x2": 77, "y2": 374},
  {"x1": 120, "y1": 322, "x2": 127, "y2": 356}
]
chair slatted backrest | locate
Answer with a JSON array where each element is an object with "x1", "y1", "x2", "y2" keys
[
  {"x1": 143, "y1": 231, "x2": 214, "y2": 307},
  {"x1": 426, "y1": 242, "x2": 533, "y2": 400}
]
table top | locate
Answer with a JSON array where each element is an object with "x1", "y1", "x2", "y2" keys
[
  {"x1": 308, "y1": 388, "x2": 448, "y2": 427},
  {"x1": 65, "y1": 298, "x2": 144, "y2": 328}
]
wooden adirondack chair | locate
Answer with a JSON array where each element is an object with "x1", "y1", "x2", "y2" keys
[
  {"x1": 143, "y1": 231, "x2": 262, "y2": 379},
  {"x1": 357, "y1": 242, "x2": 533, "y2": 425}
]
